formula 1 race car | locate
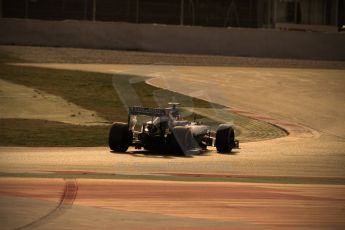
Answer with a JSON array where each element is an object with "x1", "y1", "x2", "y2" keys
[{"x1": 108, "y1": 103, "x2": 239, "y2": 156}]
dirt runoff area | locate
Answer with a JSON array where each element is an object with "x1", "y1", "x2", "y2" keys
[{"x1": 1, "y1": 177, "x2": 345, "y2": 230}]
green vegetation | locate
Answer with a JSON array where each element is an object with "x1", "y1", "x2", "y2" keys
[{"x1": 0, "y1": 52, "x2": 222, "y2": 146}]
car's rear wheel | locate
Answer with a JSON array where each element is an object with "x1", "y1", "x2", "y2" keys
[
  {"x1": 109, "y1": 122, "x2": 132, "y2": 152},
  {"x1": 215, "y1": 124, "x2": 235, "y2": 153}
]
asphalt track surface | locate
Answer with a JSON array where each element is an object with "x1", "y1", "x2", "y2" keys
[{"x1": 1, "y1": 63, "x2": 345, "y2": 229}]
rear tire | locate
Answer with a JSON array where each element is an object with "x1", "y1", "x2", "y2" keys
[
  {"x1": 215, "y1": 124, "x2": 235, "y2": 153},
  {"x1": 109, "y1": 122, "x2": 132, "y2": 152}
]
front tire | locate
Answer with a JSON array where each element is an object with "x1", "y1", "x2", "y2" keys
[
  {"x1": 215, "y1": 124, "x2": 235, "y2": 153},
  {"x1": 109, "y1": 122, "x2": 132, "y2": 152}
]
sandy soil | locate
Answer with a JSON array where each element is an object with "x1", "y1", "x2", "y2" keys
[
  {"x1": 0, "y1": 79, "x2": 107, "y2": 125},
  {"x1": 1, "y1": 177, "x2": 344, "y2": 230}
]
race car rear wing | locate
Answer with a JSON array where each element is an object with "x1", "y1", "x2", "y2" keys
[{"x1": 129, "y1": 106, "x2": 168, "y2": 117}]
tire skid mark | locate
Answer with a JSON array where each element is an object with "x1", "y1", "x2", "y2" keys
[
  {"x1": 61, "y1": 179, "x2": 78, "y2": 206},
  {"x1": 15, "y1": 178, "x2": 78, "y2": 230}
]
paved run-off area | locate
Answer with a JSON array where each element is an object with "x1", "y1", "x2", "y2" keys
[{"x1": 1, "y1": 177, "x2": 345, "y2": 230}]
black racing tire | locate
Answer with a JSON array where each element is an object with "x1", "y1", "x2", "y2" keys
[
  {"x1": 215, "y1": 124, "x2": 235, "y2": 153},
  {"x1": 108, "y1": 122, "x2": 132, "y2": 152}
]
